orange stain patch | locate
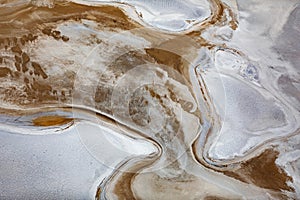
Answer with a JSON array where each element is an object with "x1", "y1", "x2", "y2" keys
[{"x1": 32, "y1": 115, "x2": 74, "y2": 127}]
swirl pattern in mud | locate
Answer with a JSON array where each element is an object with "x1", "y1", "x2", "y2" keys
[{"x1": 0, "y1": 0, "x2": 299, "y2": 199}]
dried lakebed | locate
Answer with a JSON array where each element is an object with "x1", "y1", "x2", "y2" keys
[{"x1": 0, "y1": 0, "x2": 299, "y2": 199}]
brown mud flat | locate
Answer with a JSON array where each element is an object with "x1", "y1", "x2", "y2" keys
[{"x1": 223, "y1": 148, "x2": 294, "y2": 198}]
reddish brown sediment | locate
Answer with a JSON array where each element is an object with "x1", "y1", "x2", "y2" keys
[
  {"x1": 61, "y1": 35, "x2": 69, "y2": 42},
  {"x1": 0, "y1": 2, "x2": 140, "y2": 37},
  {"x1": 187, "y1": 0, "x2": 238, "y2": 41},
  {"x1": 145, "y1": 48, "x2": 184, "y2": 74},
  {"x1": 11, "y1": 45, "x2": 22, "y2": 54},
  {"x1": 192, "y1": 139, "x2": 294, "y2": 197},
  {"x1": 112, "y1": 172, "x2": 136, "y2": 200},
  {"x1": 15, "y1": 55, "x2": 22, "y2": 64},
  {"x1": 0, "y1": 1, "x2": 143, "y2": 107},
  {"x1": 108, "y1": 157, "x2": 159, "y2": 200},
  {"x1": 187, "y1": 0, "x2": 225, "y2": 37},
  {"x1": 22, "y1": 52, "x2": 30, "y2": 64},
  {"x1": 32, "y1": 115, "x2": 74, "y2": 126},
  {"x1": 42, "y1": 28, "x2": 69, "y2": 41},
  {"x1": 0, "y1": 67, "x2": 12, "y2": 77},
  {"x1": 216, "y1": 148, "x2": 295, "y2": 200},
  {"x1": 224, "y1": 149, "x2": 294, "y2": 192},
  {"x1": 206, "y1": 0, "x2": 226, "y2": 28},
  {"x1": 226, "y1": 4, "x2": 238, "y2": 30},
  {"x1": 31, "y1": 62, "x2": 48, "y2": 79},
  {"x1": 95, "y1": 187, "x2": 102, "y2": 200},
  {"x1": 144, "y1": 35, "x2": 199, "y2": 84}
]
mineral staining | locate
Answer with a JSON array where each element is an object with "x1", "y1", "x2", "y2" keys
[
  {"x1": 32, "y1": 115, "x2": 74, "y2": 126},
  {"x1": 0, "y1": 0, "x2": 299, "y2": 199}
]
